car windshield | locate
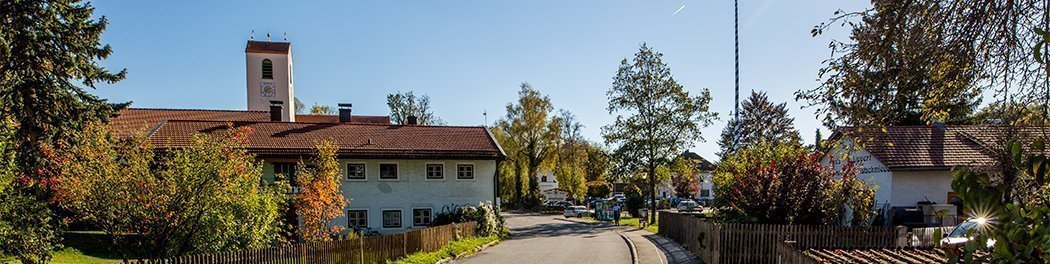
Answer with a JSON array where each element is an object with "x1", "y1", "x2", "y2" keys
[{"x1": 949, "y1": 221, "x2": 978, "y2": 238}]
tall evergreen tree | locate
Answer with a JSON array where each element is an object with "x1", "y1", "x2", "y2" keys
[
  {"x1": 1, "y1": 1, "x2": 125, "y2": 262},
  {"x1": 717, "y1": 91, "x2": 801, "y2": 158},
  {"x1": 603, "y1": 44, "x2": 717, "y2": 224},
  {"x1": 1, "y1": 0, "x2": 126, "y2": 181}
]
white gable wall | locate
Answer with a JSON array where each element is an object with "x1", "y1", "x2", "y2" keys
[{"x1": 890, "y1": 170, "x2": 955, "y2": 206}]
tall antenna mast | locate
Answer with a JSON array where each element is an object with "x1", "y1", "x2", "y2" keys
[{"x1": 732, "y1": 0, "x2": 741, "y2": 151}]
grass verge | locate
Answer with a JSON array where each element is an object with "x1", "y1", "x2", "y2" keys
[
  {"x1": 389, "y1": 235, "x2": 499, "y2": 264},
  {"x1": 619, "y1": 216, "x2": 659, "y2": 234}
]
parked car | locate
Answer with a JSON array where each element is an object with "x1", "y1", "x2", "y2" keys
[
  {"x1": 676, "y1": 200, "x2": 701, "y2": 212},
  {"x1": 563, "y1": 206, "x2": 593, "y2": 218},
  {"x1": 940, "y1": 217, "x2": 994, "y2": 248}
]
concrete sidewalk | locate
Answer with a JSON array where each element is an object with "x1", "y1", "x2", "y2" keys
[{"x1": 621, "y1": 228, "x2": 699, "y2": 264}]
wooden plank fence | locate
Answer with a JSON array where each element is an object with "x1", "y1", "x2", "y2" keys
[
  {"x1": 658, "y1": 212, "x2": 902, "y2": 264},
  {"x1": 131, "y1": 222, "x2": 477, "y2": 264}
]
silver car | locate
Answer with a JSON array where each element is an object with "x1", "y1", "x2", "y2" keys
[
  {"x1": 563, "y1": 206, "x2": 593, "y2": 218},
  {"x1": 676, "y1": 200, "x2": 700, "y2": 212}
]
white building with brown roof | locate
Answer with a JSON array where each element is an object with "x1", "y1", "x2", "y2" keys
[
  {"x1": 109, "y1": 40, "x2": 505, "y2": 235},
  {"x1": 826, "y1": 125, "x2": 1048, "y2": 226}
]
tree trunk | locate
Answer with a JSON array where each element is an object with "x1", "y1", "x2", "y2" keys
[{"x1": 648, "y1": 166, "x2": 657, "y2": 225}]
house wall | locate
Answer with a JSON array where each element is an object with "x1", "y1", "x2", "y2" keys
[
  {"x1": 698, "y1": 172, "x2": 714, "y2": 201},
  {"x1": 535, "y1": 169, "x2": 558, "y2": 192},
  {"x1": 261, "y1": 158, "x2": 496, "y2": 235},
  {"x1": 890, "y1": 170, "x2": 954, "y2": 206},
  {"x1": 334, "y1": 159, "x2": 496, "y2": 234},
  {"x1": 826, "y1": 139, "x2": 893, "y2": 210}
]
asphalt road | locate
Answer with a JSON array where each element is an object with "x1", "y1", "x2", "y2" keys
[{"x1": 455, "y1": 213, "x2": 632, "y2": 264}]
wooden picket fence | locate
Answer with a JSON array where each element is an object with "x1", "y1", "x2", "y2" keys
[
  {"x1": 132, "y1": 222, "x2": 477, "y2": 264},
  {"x1": 658, "y1": 212, "x2": 902, "y2": 264}
]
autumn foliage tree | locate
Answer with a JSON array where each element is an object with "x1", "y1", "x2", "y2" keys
[
  {"x1": 492, "y1": 83, "x2": 564, "y2": 209},
  {"x1": 294, "y1": 140, "x2": 347, "y2": 241},
  {"x1": 714, "y1": 142, "x2": 874, "y2": 226},
  {"x1": 603, "y1": 44, "x2": 717, "y2": 224},
  {"x1": 56, "y1": 125, "x2": 288, "y2": 258},
  {"x1": 670, "y1": 156, "x2": 700, "y2": 199}
]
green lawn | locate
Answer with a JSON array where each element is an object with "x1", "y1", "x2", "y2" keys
[
  {"x1": 2, "y1": 231, "x2": 128, "y2": 264},
  {"x1": 389, "y1": 235, "x2": 500, "y2": 264},
  {"x1": 619, "y1": 216, "x2": 659, "y2": 233}
]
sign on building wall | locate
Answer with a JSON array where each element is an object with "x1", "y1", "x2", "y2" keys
[{"x1": 542, "y1": 189, "x2": 569, "y2": 202}]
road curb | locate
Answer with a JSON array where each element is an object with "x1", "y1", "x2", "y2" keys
[{"x1": 618, "y1": 232, "x2": 639, "y2": 264}]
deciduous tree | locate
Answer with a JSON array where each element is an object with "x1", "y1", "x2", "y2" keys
[
  {"x1": 603, "y1": 44, "x2": 717, "y2": 224},
  {"x1": 387, "y1": 91, "x2": 444, "y2": 125},
  {"x1": 554, "y1": 111, "x2": 587, "y2": 201},
  {"x1": 56, "y1": 125, "x2": 288, "y2": 258},
  {"x1": 309, "y1": 104, "x2": 335, "y2": 115},
  {"x1": 492, "y1": 83, "x2": 563, "y2": 209},
  {"x1": 294, "y1": 140, "x2": 347, "y2": 241},
  {"x1": 669, "y1": 156, "x2": 700, "y2": 199},
  {"x1": 714, "y1": 142, "x2": 874, "y2": 226}
]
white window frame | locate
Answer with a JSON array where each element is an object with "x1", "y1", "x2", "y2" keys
[
  {"x1": 345, "y1": 162, "x2": 367, "y2": 181},
  {"x1": 425, "y1": 163, "x2": 445, "y2": 181},
  {"x1": 381, "y1": 209, "x2": 404, "y2": 229},
  {"x1": 347, "y1": 209, "x2": 368, "y2": 229},
  {"x1": 456, "y1": 163, "x2": 476, "y2": 181},
  {"x1": 378, "y1": 163, "x2": 399, "y2": 181},
  {"x1": 412, "y1": 207, "x2": 433, "y2": 227}
]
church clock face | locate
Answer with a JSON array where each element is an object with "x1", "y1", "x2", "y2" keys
[{"x1": 260, "y1": 82, "x2": 276, "y2": 97}]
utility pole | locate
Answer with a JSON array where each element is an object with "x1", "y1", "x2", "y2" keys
[{"x1": 732, "y1": 0, "x2": 741, "y2": 152}]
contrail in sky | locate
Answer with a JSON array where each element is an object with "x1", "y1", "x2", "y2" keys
[{"x1": 672, "y1": 5, "x2": 686, "y2": 16}]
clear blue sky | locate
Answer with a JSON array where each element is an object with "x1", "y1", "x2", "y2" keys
[{"x1": 91, "y1": 0, "x2": 872, "y2": 162}]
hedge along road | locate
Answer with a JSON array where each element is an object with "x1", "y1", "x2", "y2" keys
[{"x1": 454, "y1": 213, "x2": 632, "y2": 264}]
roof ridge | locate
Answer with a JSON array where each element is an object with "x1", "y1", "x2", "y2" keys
[
  {"x1": 126, "y1": 108, "x2": 268, "y2": 113},
  {"x1": 161, "y1": 119, "x2": 487, "y2": 128}
]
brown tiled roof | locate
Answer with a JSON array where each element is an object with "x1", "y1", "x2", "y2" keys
[
  {"x1": 838, "y1": 126, "x2": 998, "y2": 169},
  {"x1": 682, "y1": 151, "x2": 716, "y2": 171},
  {"x1": 147, "y1": 120, "x2": 504, "y2": 159},
  {"x1": 111, "y1": 108, "x2": 270, "y2": 137},
  {"x1": 837, "y1": 125, "x2": 1050, "y2": 169},
  {"x1": 245, "y1": 41, "x2": 290, "y2": 54},
  {"x1": 800, "y1": 247, "x2": 949, "y2": 263},
  {"x1": 112, "y1": 109, "x2": 394, "y2": 138},
  {"x1": 294, "y1": 115, "x2": 391, "y2": 124}
]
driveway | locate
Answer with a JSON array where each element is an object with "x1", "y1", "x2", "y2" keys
[{"x1": 455, "y1": 213, "x2": 632, "y2": 264}]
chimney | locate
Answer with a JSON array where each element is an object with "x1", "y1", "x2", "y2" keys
[
  {"x1": 338, "y1": 103, "x2": 353, "y2": 123},
  {"x1": 407, "y1": 115, "x2": 418, "y2": 125},
  {"x1": 269, "y1": 100, "x2": 284, "y2": 122},
  {"x1": 933, "y1": 120, "x2": 947, "y2": 132}
]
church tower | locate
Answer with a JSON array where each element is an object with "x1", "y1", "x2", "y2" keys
[{"x1": 246, "y1": 40, "x2": 295, "y2": 122}]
